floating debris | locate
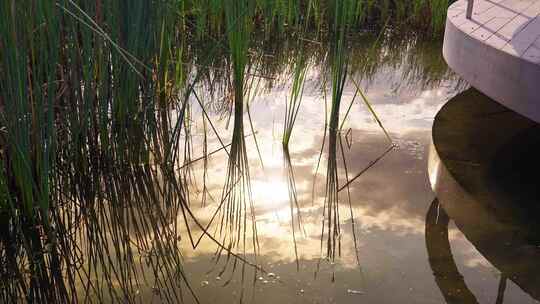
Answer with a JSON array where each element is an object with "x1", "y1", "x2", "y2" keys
[
  {"x1": 299, "y1": 289, "x2": 305, "y2": 295},
  {"x1": 267, "y1": 272, "x2": 276, "y2": 278},
  {"x1": 262, "y1": 280, "x2": 269, "y2": 284},
  {"x1": 201, "y1": 281, "x2": 209, "y2": 287},
  {"x1": 258, "y1": 276, "x2": 264, "y2": 281},
  {"x1": 215, "y1": 276, "x2": 221, "y2": 281},
  {"x1": 347, "y1": 289, "x2": 365, "y2": 295}
]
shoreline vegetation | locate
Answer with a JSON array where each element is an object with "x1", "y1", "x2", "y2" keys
[{"x1": 1, "y1": 1, "x2": 453, "y2": 302}]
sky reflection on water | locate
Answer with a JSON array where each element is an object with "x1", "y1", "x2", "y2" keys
[{"x1": 163, "y1": 40, "x2": 540, "y2": 304}]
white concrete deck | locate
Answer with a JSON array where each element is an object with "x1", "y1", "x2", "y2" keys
[{"x1": 443, "y1": 0, "x2": 540, "y2": 122}]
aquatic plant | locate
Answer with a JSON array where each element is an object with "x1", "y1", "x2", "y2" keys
[
  {"x1": 320, "y1": 0, "x2": 358, "y2": 264},
  {"x1": 282, "y1": 50, "x2": 309, "y2": 147},
  {"x1": 198, "y1": 2, "x2": 263, "y2": 301},
  {"x1": 0, "y1": 0, "x2": 199, "y2": 302},
  {"x1": 185, "y1": 0, "x2": 453, "y2": 36},
  {"x1": 0, "y1": 0, "x2": 456, "y2": 301}
]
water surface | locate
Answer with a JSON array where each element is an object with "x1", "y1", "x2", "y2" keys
[{"x1": 140, "y1": 34, "x2": 540, "y2": 304}]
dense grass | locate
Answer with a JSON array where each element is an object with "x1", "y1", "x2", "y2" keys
[
  {"x1": 185, "y1": 0, "x2": 452, "y2": 36},
  {"x1": 0, "y1": 0, "x2": 194, "y2": 302},
  {"x1": 0, "y1": 0, "x2": 455, "y2": 302}
]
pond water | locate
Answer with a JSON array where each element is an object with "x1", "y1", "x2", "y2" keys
[{"x1": 125, "y1": 33, "x2": 540, "y2": 304}]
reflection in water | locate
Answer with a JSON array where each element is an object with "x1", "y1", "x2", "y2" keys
[
  {"x1": 2, "y1": 24, "x2": 475, "y2": 303},
  {"x1": 282, "y1": 146, "x2": 304, "y2": 271},
  {"x1": 178, "y1": 56, "x2": 463, "y2": 302},
  {"x1": 428, "y1": 88, "x2": 540, "y2": 304},
  {"x1": 425, "y1": 199, "x2": 479, "y2": 304}
]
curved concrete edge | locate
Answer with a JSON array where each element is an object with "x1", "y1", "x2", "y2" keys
[
  {"x1": 427, "y1": 89, "x2": 540, "y2": 301},
  {"x1": 443, "y1": 9, "x2": 540, "y2": 123},
  {"x1": 428, "y1": 138, "x2": 540, "y2": 301}
]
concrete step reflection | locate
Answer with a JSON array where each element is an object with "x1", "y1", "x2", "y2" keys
[{"x1": 427, "y1": 88, "x2": 540, "y2": 302}]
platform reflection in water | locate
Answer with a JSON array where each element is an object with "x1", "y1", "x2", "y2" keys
[{"x1": 428, "y1": 88, "x2": 540, "y2": 304}]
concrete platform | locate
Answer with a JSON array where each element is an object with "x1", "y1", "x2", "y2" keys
[{"x1": 443, "y1": 0, "x2": 540, "y2": 123}]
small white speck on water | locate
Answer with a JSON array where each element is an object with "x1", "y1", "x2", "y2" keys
[
  {"x1": 347, "y1": 289, "x2": 365, "y2": 295},
  {"x1": 258, "y1": 276, "x2": 264, "y2": 281},
  {"x1": 201, "y1": 281, "x2": 209, "y2": 287},
  {"x1": 267, "y1": 272, "x2": 276, "y2": 278},
  {"x1": 215, "y1": 276, "x2": 221, "y2": 281},
  {"x1": 299, "y1": 289, "x2": 305, "y2": 295},
  {"x1": 262, "y1": 280, "x2": 269, "y2": 284}
]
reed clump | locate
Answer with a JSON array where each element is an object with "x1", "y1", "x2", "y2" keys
[{"x1": 0, "y1": 0, "x2": 197, "y2": 302}]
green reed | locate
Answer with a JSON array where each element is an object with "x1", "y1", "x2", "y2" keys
[
  {"x1": 185, "y1": 0, "x2": 453, "y2": 36},
  {"x1": 320, "y1": 0, "x2": 359, "y2": 264},
  {"x1": 0, "y1": 0, "x2": 199, "y2": 302},
  {"x1": 206, "y1": 2, "x2": 261, "y2": 301},
  {"x1": 282, "y1": 50, "x2": 309, "y2": 148}
]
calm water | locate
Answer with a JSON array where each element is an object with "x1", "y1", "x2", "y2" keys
[{"x1": 124, "y1": 35, "x2": 540, "y2": 303}]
